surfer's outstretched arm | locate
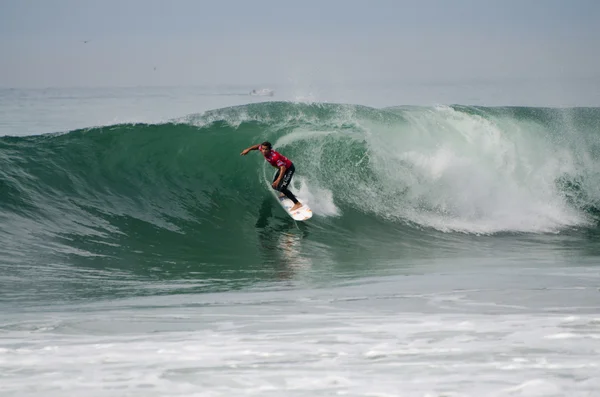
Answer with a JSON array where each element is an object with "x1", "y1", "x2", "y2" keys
[{"x1": 240, "y1": 144, "x2": 260, "y2": 156}]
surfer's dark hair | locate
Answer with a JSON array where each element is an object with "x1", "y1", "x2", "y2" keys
[{"x1": 261, "y1": 141, "x2": 272, "y2": 149}]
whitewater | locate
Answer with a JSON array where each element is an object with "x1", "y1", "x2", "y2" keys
[{"x1": 1, "y1": 86, "x2": 599, "y2": 397}]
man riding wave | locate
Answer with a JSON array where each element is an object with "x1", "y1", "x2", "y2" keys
[{"x1": 240, "y1": 141, "x2": 303, "y2": 212}]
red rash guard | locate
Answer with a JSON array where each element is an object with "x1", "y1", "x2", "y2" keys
[{"x1": 259, "y1": 145, "x2": 292, "y2": 168}]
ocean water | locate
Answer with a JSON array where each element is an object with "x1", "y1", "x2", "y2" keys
[{"x1": 1, "y1": 85, "x2": 600, "y2": 397}]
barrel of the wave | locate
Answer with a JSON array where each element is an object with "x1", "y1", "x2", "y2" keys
[{"x1": 240, "y1": 141, "x2": 312, "y2": 221}]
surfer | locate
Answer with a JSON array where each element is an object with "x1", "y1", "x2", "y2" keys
[{"x1": 240, "y1": 141, "x2": 303, "y2": 212}]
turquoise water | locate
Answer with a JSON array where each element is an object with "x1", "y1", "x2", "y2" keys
[{"x1": 1, "y1": 87, "x2": 599, "y2": 396}]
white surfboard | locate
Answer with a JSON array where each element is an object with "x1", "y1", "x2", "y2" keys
[{"x1": 277, "y1": 195, "x2": 313, "y2": 221}]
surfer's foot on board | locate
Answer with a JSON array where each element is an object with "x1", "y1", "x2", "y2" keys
[
  {"x1": 290, "y1": 202, "x2": 303, "y2": 211},
  {"x1": 279, "y1": 193, "x2": 286, "y2": 198}
]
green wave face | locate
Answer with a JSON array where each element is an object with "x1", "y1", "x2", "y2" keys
[{"x1": 1, "y1": 102, "x2": 600, "y2": 298}]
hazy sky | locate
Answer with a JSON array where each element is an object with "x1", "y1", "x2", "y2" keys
[{"x1": 1, "y1": 0, "x2": 599, "y2": 88}]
